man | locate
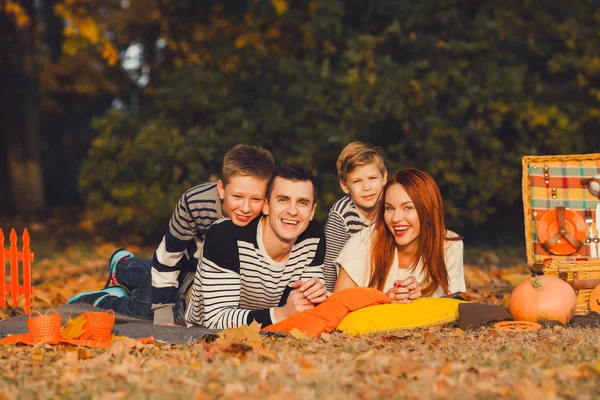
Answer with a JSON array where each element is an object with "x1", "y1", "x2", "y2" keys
[
  {"x1": 185, "y1": 162, "x2": 328, "y2": 329},
  {"x1": 67, "y1": 144, "x2": 275, "y2": 325}
]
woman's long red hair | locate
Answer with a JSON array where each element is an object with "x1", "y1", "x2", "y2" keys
[{"x1": 368, "y1": 169, "x2": 459, "y2": 296}]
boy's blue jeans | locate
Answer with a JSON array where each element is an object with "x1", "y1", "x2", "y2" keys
[
  {"x1": 96, "y1": 257, "x2": 193, "y2": 322},
  {"x1": 96, "y1": 258, "x2": 154, "y2": 320}
]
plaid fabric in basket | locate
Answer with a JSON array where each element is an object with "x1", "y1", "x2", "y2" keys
[{"x1": 527, "y1": 159, "x2": 600, "y2": 260}]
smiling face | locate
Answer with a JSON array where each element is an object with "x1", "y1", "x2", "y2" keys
[
  {"x1": 383, "y1": 183, "x2": 421, "y2": 253},
  {"x1": 217, "y1": 175, "x2": 268, "y2": 226},
  {"x1": 262, "y1": 177, "x2": 316, "y2": 244},
  {"x1": 340, "y1": 163, "x2": 387, "y2": 218}
]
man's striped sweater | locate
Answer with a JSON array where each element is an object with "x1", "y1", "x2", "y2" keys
[{"x1": 184, "y1": 217, "x2": 325, "y2": 329}]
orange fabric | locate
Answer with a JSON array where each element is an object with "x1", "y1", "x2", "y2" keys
[
  {"x1": 263, "y1": 287, "x2": 391, "y2": 338},
  {"x1": 0, "y1": 332, "x2": 154, "y2": 348},
  {"x1": 0, "y1": 333, "x2": 34, "y2": 345}
]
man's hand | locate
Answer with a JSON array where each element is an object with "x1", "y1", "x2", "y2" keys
[
  {"x1": 274, "y1": 288, "x2": 315, "y2": 321},
  {"x1": 294, "y1": 277, "x2": 328, "y2": 305},
  {"x1": 385, "y1": 276, "x2": 422, "y2": 304}
]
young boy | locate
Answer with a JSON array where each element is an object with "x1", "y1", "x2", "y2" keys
[
  {"x1": 185, "y1": 162, "x2": 327, "y2": 328},
  {"x1": 67, "y1": 144, "x2": 275, "y2": 325},
  {"x1": 323, "y1": 142, "x2": 387, "y2": 291}
]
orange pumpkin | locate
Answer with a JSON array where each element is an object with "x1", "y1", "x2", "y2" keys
[{"x1": 508, "y1": 275, "x2": 577, "y2": 324}]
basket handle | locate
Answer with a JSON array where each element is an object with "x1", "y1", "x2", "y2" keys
[
  {"x1": 83, "y1": 309, "x2": 115, "y2": 321},
  {"x1": 29, "y1": 309, "x2": 58, "y2": 318}
]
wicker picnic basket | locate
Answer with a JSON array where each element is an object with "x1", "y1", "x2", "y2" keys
[{"x1": 522, "y1": 153, "x2": 600, "y2": 315}]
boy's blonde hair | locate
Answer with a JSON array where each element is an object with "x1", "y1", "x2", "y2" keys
[
  {"x1": 222, "y1": 144, "x2": 275, "y2": 185},
  {"x1": 336, "y1": 142, "x2": 386, "y2": 182}
]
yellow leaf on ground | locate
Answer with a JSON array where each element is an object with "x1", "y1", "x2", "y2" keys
[
  {"x1": 354, "y1": 349, "x2": 375, "y2": 362},
  {"x1": 30, "y1": 347, "x2": 44, "y2": 361},
  {"x1": 108, "y1": 336, "x2": 139, "y2": 355},
  {"x1": 32, "y1": 290, "x2": 54, "y2": 307},
  {"x1": 61, "y1": 314, "x2": 89, "y2": 339},
  {"x1": 464, "y1": 267, "x2": 492, "y2": 289},
  {"x1": 215, "y1": 321, "x2": 263, "y2": 344},
  {"x1": 501, "y1": 273, "x2": 531, "y2": 287},
  {"x1": 289, "y1": 328, "x2": 310, "y2": 340},
  {"x1": 512, "y1": 378, "x2": 560, "y2": 400}
]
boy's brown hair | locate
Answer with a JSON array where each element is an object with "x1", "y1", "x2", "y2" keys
[
  {"x1": 336, "y1": 141, "x2": 386, "y2": 182},
  {"x1": 222, "y1": 144, "x2": 275, "y2": 185}
]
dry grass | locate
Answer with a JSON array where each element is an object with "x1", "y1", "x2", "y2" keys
[{"x1": 0, "y1": 327, "x2": 598, "y2": 399}]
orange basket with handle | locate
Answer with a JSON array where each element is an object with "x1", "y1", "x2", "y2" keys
[
  {"x1": 27, "y1": 309, "x2": 62, "y2": 344},
  {"x1": 79, "y1": 309, "x2": 115, "y2": 341}
]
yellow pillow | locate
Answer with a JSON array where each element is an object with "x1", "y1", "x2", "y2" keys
[{"x1": 336, "y1": 297, "x2": 466, "y2": 335}]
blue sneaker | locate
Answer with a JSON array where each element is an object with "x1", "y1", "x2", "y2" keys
[
  {"x1": 105, "y1": 249, "x2": 134, "y2": 288},
  {"x1": 67, "y1": 286, "x2": 130, "y2": 306}
]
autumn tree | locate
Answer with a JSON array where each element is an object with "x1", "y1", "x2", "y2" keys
[{"x1": 3, "y1": 0, "x2": 600, "y2": 243}]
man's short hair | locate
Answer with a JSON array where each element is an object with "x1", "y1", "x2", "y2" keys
[
  {"x1": 266, "y1": 162, "x2": 318, "y2": 203},
  {"x1": 336, "y1": 141, "x2": 386, "y2": 182},
  {"x1": 222, "y1": 144, "x2": 275, "y2": 185}
]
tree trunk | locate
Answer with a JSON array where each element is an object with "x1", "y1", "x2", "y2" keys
[{"x1": 0, "y1": 1, "x2": 46, "y2": 216}]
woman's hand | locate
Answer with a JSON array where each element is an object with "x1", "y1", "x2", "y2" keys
[{"x1": 385, "y1": 276, "x2": 422, "y2": 303}]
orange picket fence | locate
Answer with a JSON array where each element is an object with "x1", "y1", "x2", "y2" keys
[{"x1": 0, "y1": 228, "x2": 34, "y2": 313}]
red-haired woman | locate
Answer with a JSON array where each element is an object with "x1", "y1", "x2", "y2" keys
[{"x1": 333, "y1": 168, "x2": 465, "y2": 302}]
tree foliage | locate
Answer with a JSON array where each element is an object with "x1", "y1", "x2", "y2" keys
[{"x1": 4, "y1": 0, "x2": 600, "y2": 240}]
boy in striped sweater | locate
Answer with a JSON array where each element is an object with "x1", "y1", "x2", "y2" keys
[
  {"x1": 323, "y1": 142, "x2": 387, "y2": 291},
  {"x1": 185, "y1": 162, "x2": 327, "y2": 329},
  {"x1": 67, "y1": 144, "x2": 275, "y2": 325}
]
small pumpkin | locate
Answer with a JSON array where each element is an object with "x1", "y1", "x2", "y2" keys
[{"x1": 508, "y1": 275, "x2": 577, "y2": 324}]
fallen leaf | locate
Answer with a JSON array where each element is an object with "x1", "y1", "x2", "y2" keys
[
  {"x1": 512, "y1": 378, "x2": 560, "y2": 400},
  {"x1": 31, "y1": 291, "x2": 54, "y2": 307},
  {"x1": 407, "y1": 367, "x2": 437, "y2": 380},
  {"x1": 464, "y1": 267, "x2": 492, "y2": 289},
  {"x1": 78, "y1": 347, "x2": 94, "y2": 360},
  {"x1": 59, "y1": 349, "x2": 79, "y2": 366},
  {"x1": 319, "y1": 332, "x2": 332, "y2": 342},
  {"x1": 223, "y1": 383, "x2": 246, "y2": 397},
  {"x1": 215, "y1": 321, "x2": 263, "y2": 345},
  {"x1": 289, "y1": 328, "x2": 310, "y2": 340},
  {"x1": 354, "y1": 349, "x2": 375, "y2": 362},
  {"x1": 61, "y1": 314, "x2": 89, "y2": 339},
  {"x1": 30, "y1": 347, "x2": 44, "y2": 361},
  {"x1": 108, "y1": 336, "x2": 139, "y2": 355},
  {"x1": 500, "y1": 273, "x2": 531, "y2": 287},
  {"x1": 256, "y1": 348, "x2": 278, "y2": 362},
  {"x1": 381, "y1": 332, "x2": 411, "y2": 341}
]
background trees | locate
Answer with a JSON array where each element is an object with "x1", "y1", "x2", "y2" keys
[{"x1": 1, "y1": 0, "x2": 599, "y2": 243}]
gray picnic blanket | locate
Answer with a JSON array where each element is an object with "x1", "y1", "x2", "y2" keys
[{"x1": 0, "y1": 304, "x2": 220, "y2": 344}]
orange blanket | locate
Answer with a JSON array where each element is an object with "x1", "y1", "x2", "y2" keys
[{"x1": 263, "y1": 287, "x2": 390, "y2": 338}]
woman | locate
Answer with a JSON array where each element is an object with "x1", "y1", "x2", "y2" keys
[{"x1": 333, "y1": 168, "x2": 465, "y2": 303}]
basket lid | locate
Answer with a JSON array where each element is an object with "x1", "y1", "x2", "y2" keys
[{"x1": 522, "y1": 154, "x2": 600, "y2": 266}]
